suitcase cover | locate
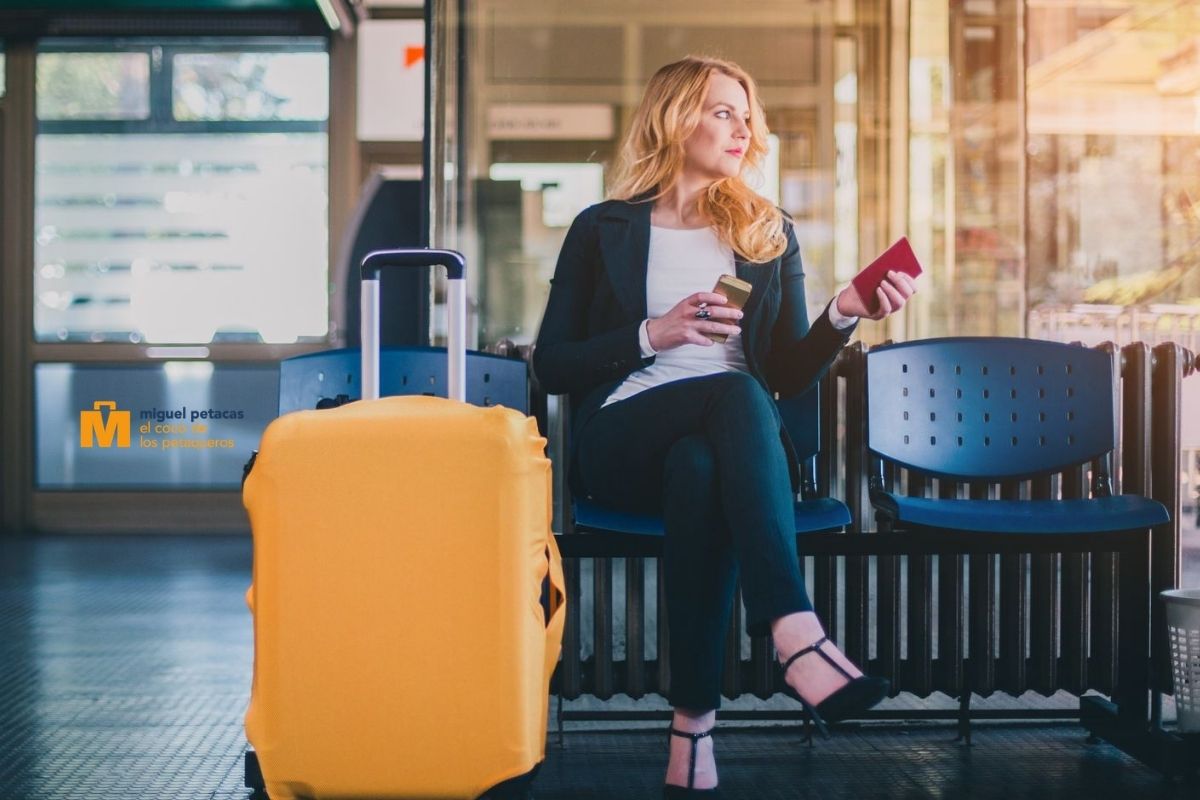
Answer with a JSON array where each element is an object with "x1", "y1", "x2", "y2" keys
[{"x1": 244, "y1": 395, "x2": 564, "y2": 799}]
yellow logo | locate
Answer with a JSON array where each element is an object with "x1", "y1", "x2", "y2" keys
[{"x1": 80, "y1": 401, "x2": 131, "y2": 448}]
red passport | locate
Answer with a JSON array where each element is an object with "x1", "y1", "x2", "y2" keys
[{"x1": 851, "y1": 237, "x2": 923, "y2": 313}]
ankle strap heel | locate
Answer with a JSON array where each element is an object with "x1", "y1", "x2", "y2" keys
[
  {"x1": 778, "y1": 635, "x2": 890, "y2": 735},
  {"x1": 779, "y1": 635, "x2": 853, "y2": 680},
  {"x1": 663, "y1": 727, "x2": 719, "y2": 798}
]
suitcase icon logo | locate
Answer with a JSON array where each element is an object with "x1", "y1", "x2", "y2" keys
[{"x1": 80, "y1": 401, "x2": 131, "y2": 448}]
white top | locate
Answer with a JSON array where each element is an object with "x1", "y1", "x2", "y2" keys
[
  {"x1": 603, "y1": 226, "x2": 749, "y2": 407},
  {"x1": 602, "y1": 225, "x2": 858, "y2": 408}
]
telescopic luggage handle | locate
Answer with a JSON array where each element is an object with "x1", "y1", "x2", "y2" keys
[{"x1": 360, "y1": 249, "x2": 467, "y2": 403}]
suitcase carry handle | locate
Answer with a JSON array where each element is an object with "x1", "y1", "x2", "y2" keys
[
  {"x1": 360, "y1": 249, "x2": 465, "y2": 280},
  {"x1": 359, "y1": 249, "x2": 467, "y2": 402}
]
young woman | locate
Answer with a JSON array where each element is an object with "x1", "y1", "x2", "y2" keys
[{"x1": 533, "y1": 55, "x2": 917, "y2": 797}]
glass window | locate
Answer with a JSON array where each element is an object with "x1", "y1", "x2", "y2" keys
[
  {"x1": 434, "y1": 0, "x2": 1200, "y2": 582},
  {"x1": 34, "y1": 42, "x2": 330, "y2": 344},
  {"x1": 173, "y1": 51, "x2": 329, "y2": 121},
  {"x1": 833, "y1": 37, "x2": 859, "y2": 290},
  {"x1": 908, "y1": 0, "x2": 952, "y2": 339},
  {"x1": 1020, "y1": 4, "x2": 1200, "y2": 552},
  {"x1": 36, "y1": 52, "x2": 151, "y2": 120},
  {"x1": 907, "y1": 0, "x2": 1200, "y2": 340},
  {"x1": 1026, "y1": 3, "x2": 1200, "y2": 318}
]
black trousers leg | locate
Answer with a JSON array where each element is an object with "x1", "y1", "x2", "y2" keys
[
  {"x1": 575, "y1": 372, "x2": 813, "y2": 710},
  {"x1": 661, "y1": 434, "x2": 738, "y2": 710}
]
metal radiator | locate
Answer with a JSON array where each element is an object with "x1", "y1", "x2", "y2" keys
[{"x1": 552, "y1": 341, "x2": 1195, "y2": 705}]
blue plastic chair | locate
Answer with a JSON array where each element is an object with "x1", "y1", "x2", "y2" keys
[
  {"x1": 564, "y1": 383, "x2": 851, "y2": 547},
  {"x1": 864, "y1": 337, "x2": 1168, "y2": 739},
  {"x1": 866, "y1": 337, "x2": 1167, "y2": 535},
  {"x1": 276, "y1": 346, "x2": 529, "y2": 416}
]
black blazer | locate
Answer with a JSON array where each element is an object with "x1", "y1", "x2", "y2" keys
[{"x1": 533, "y1": 197, "x2": 855, "y2": 493}]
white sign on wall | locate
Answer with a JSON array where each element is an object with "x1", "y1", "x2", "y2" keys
[
  {"x1": 487, "y1": 104, "x2": 614, "y2": 141},
  {"x1": 357, "y1": 19, "x2": 425, "y2": 142}
]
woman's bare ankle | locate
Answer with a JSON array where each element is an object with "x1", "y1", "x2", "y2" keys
[
  {"x1": 771, "y1": 612, "x2": 863, "y2": 706},
  {"x1": 666, "y1": 708, "x2": 718, "y2": 789},
  {"x1": 671, "y1": 707, "x2": 715, "y2": 732},
  {"x1": 770, "y1": 611, "x2": 825, "y2": 659}
]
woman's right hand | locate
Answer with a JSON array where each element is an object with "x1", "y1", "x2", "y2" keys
[{"x1": 646, "y1": 292, "x2": 743, "y2": 352}]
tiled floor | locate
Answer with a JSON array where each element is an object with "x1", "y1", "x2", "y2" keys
[
  {"x1": 0, "y1": 535, "x2": 1196, "y2": 800},
  {"x1": 534, "y1": 724, "x2": 1181, "y2": 800},
  {"x1": 0, "y1": 536, "x2": 250, "y2": 800}
]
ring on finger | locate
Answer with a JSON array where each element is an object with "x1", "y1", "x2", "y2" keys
[{"x1": 695, "y1": 307, "x2": 711, "y2": 320}]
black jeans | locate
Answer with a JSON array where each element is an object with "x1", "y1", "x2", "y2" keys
[{"x1": 574, "y1": 371, "x2": 812, "y2": 711}]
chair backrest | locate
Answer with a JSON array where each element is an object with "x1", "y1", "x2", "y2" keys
[
  {"x1": 277, "y1": 347, "x2": 528, "y2": 416},
  {"x1": 866, "y1": 337, "x2": 1115, "y2": 481}
]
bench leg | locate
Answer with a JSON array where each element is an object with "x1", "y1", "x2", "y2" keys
[
  {"x1": 955, "y1": 690, "x2": 972, "y2": 746},
  {"x1": 1116, "y1": 532, "x2": 1150, "y2": 730}
]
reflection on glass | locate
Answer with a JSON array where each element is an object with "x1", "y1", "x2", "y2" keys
[
  {"x1": 478, "y1": 164, "x2": 605, "y2": 343},
  {"x1": 1027, "y1": 1, "x2": 1200, "y2": 338},
  {"x1": 1022, "y1": 3, "x2": 1200, "y2": 544},
  {"x1": 487, "y1": 163, "x2": 605, "y2": 229},
  {"x1": 909, "y1": 0, "x2": 952, "y2": 338},
  {"x1": 37, "y1": 52, "x2": 150, "y2": 120},
  {"x1": 35, "y1": 133, "x2": 329, "y2": 343},
  {"x1": 173, "y1": 52, "x2": 329, "y2": 121},
  {"x1": 833, "y1": 37, "x2": 858, "y2": 289},
  {"x1": 906, "y1": 1, "x2": 1025, "y2": 336},
  {"x1": 442, "y1": 1, "x2": 1200, "y2": 348},
  {"x1": 446, "y1": 2, "x2": 858, "y2": 347},
  {"x1": 434, "y1": 0, "x2": 1200, "y2": 576},
  {"x1": 1, "y1": 51, "x2": 6, "y2": 99}
]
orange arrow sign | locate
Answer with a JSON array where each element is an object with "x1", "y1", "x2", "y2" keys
[{"x1": 405, "y1": 46, "x2": 425, "y2": 68}]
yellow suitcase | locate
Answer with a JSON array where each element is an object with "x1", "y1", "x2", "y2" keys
[{"x1": 243, "y1": 250, "x2": 565, "y2": 800}]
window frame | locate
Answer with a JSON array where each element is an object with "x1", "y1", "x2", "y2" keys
[{"x1": 36, "y1": 38, "x2": 328, "y2": 136}]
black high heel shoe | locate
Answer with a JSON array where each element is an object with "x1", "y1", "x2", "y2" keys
[
  {"x1": 779, "y1": 635, "x2": 890, "y2": 742},
  {"x1": 663, "y1": 727, "x2": 720, "y2": 799}
]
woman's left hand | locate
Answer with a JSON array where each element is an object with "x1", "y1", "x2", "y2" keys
[{"x1": 835, "y1": 271, "x2": 918, "y2": 321}]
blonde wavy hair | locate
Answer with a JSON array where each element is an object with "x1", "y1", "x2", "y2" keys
[{"x1": 608, "y1": 55, "x2": 786, "y2": 263}]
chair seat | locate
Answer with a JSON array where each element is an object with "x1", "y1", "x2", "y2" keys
[
  {"x1": 871, "y1": 492, "x2": 1169, "y2": 534},
  {"x1": 574, "y1": 497, "x2": 851, "y2": 537}
]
